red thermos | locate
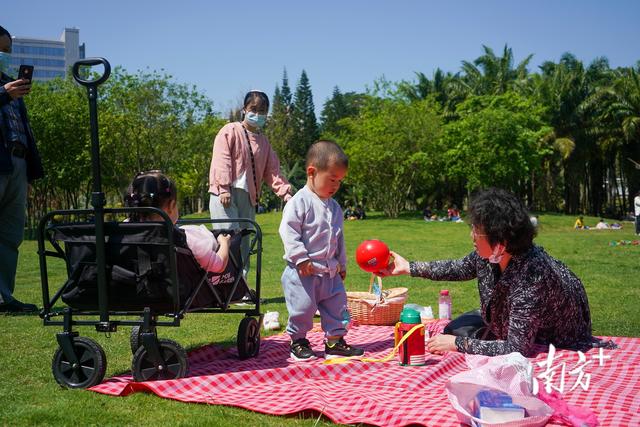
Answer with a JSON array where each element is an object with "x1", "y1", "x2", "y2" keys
[{"x1": 394, "y1": 308, "x2": 426, "y2": 366}]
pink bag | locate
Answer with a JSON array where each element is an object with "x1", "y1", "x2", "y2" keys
[{"x1": 445, "y1": 353, "x2": 553, "y2": 426}]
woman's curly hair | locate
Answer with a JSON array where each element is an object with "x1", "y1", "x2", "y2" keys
[{"x1": 468, "y1": 188, "x2": 536, "y2": 256}]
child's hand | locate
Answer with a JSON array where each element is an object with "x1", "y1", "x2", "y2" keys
[
  {"x1": 339, "y1": 270, "x2": 346, "y2": 280},
  {"x1": 297, "y1": 260, "x2": 316, "y2": 277},
  {"x1": 216, "y1": 233, "x2": 231, "y2": 246}
]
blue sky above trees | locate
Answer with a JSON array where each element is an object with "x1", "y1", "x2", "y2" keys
[{"x1": 5, "y1": 0, "x2": 640, "y2": 115}]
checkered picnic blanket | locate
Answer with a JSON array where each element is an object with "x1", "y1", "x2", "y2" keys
[{"x1": 90, "y1": 322, "x2": 640, "y2": 426}]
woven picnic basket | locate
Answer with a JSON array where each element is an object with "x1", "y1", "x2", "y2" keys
[{"x1": 347, "y1": 274, "x2": 408, "y2": 326}]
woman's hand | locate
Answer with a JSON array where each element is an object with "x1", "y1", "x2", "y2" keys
[
  {"x1": 219, "y1": 192, "x2": 231, "y2": 208},
  {"x1": 376, "y1": 251, "x2": 410, "y2": 277},
  {"x1": 426, "y1": 334, "x2": 458, "y2": 355},
  {"x1": 297, "y1": 260, "x2": 317, "y2": 277},
  {"x1": 4, "y1": 79, "x2": 31, "y2": 100}
]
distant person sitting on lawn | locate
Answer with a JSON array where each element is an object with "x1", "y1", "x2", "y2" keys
[
  {"x1": 279, "y1": 141, "x2": 364, "y2": 361},
  {"x1": 355, "y1": 205, "x2": 366, "y2": 220},
  {"x1": 447, "y1": 205, "x2": 461, "y2": 221},
  {"x1": 344, "y1": 205, "x2": 358, "y2": 221},
  {"x1": 574, "y1": 216, "x2": 586, "y2": 229},
  {"x1": 379, "y1": 188, "x2": 616, "y2": 357},
  {"x1": 635, "y1": 191, "x2": 640, "y2": 236},
  {"x1": 595, "y1": 219, "x2": 609, "y2": 230},
  {"x1": 423, "y1": 206, "x2": 433, "y2": 221}
]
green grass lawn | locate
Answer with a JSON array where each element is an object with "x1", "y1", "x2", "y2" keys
[{"x1": 1, "y1": 212, "x2": 638, "y2": 426}]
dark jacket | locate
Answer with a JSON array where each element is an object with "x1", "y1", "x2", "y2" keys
[
  {"x1": 0, "y1": 72, "x2": 44, "y2": 182},
  {"x1": 409, "y1": 246, "x2": 599, "y2": 356}
]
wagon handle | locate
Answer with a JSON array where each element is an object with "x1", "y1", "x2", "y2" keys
[{"x1": 72, "y1": 57, "x2": 111, "y2": 87}]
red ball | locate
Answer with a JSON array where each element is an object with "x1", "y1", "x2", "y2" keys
[{"x1": 355, "y1": 239, "x2": 390, "y2": 273}]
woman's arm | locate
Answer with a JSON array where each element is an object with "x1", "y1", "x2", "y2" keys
[
  {"x1": 409, "y1": 251, "x2": 479, "y2": 281},
  {"x1": 209, "y1": 124, "x2": 235, "y2": 195},
  {"x1": 263, "y1": 144, "x2": 292, "y2": 201}
]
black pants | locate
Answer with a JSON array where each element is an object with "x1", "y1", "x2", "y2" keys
[{"x1": 443, "y1": 309, "x2": 495, "y2": 340}]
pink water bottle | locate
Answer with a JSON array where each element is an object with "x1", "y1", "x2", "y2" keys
[{"x1": 438, "y1": 290, "x2": 452, "y2": 320}]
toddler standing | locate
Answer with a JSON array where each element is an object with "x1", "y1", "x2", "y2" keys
[{"x1": 279, "y1": 141, "x2": 364, "y2": 361}]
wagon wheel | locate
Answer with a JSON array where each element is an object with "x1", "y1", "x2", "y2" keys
[
  {"x1": 51, "y1": 336, "x2": 107, "y2": 389},
  {"x1": 237, "y1": 317, "x2": 260, "y2": 360},
  {"x1": 131, "y1": 338, "x2": 188, "y2": 382},
  {"x1": 130, "y1": 325, "x2": 157, "y2": 354}
]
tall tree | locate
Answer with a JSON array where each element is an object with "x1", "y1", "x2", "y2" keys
[
  {"x1": 441, "y1": 92, "x2": 552, "y2": 203},
  {"x1": 461, "y1": 44, "x2": 533, "y2": 96},
  {"x1": 265, "y1": 68, "x2": 295, "y2": 166},
  {"x1": 340, "y1": 98, "x2": 443, "y2": 217},
  {"x1": 319, "y1": 86, "x2": 366, "y2": 137},
  {"x1": 291, "y1": 70, "x2": 319, "y2": 159}
]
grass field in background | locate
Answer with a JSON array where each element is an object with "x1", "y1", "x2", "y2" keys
[{"x1": 1, "y1": 211, "x2": 638, "y2": 426}]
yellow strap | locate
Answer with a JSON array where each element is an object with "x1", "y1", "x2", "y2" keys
[{"x1": 323, "y1": 323, "x2": 424, "y2": 365}]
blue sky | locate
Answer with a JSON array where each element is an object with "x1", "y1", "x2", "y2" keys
[{"x1": 5, "y1": 0, "x2": 640, "y2": 116}]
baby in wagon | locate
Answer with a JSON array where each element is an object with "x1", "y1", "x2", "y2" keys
[{"x1": 125, "y1": 170, "x2": 231, "y2": 275}]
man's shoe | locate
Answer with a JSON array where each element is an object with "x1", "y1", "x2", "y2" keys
[
  {"x1": 290, "y1": 338, "x2": 317, "y2": 361},
  {"x1": 324, "y1": 337, "x2": 365, "y2": 359},
  {"x1": 0, "y1": 299, "x2": 38, "y2": 313}
]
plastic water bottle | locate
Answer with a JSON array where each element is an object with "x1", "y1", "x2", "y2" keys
[{"x1": 438, "y1": 290, "x2": 452, "y2": 320}]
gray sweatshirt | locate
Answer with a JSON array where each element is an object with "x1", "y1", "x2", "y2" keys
[{"x1": 279, "y1": 185, "x2": 347, "y2": 276}]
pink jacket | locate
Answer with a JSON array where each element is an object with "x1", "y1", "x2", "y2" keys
[
  {"x1": 182, "y1": 225, "x2": 225, "y2": 273},
  {"x1": 208, "y1": 122, "x2": 292, "y2": 206}
]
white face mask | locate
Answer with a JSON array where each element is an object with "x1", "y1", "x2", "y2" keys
[{"x1": 0, "y1": 52, "x2": 11, "y2": 74}]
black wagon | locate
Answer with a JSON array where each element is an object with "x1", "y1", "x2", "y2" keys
[{"x1": 38, "y1": 58, "x2": 262, "y2": 389}]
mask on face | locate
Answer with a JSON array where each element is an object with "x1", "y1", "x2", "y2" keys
[
  {"x1": 245, "y1": 111, "x2": 267, "y2": 129},
  {"x1": 0, "y1": 52, "x2": 11, "y2": 74},
  {"x1": 488, "y1": 242, "x2": 506, "y2": 264}
]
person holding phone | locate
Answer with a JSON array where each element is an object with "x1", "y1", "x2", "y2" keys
[
  {"x1": 208, "y1": 90, "x2": 293, "y2": 277},
  {"x1": 0, "y1": 25, "x2": 44, "y2": 313}
]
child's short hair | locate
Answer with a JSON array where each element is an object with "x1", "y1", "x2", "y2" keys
[
  {"x1": 243, "y1": 90, "x2": 269, "y2": 110},
  {"x1": 305, "y1": 140, "x2": 348, "y2": 170},
  {"x1": 125, "y1": 170, "x2": 177, "y2": 221}
]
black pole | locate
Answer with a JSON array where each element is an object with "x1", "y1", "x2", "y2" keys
[{"x1": 73, "y1": 58, "x2": 111, "y2": 328}]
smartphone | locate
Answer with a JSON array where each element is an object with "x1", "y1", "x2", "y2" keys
[{"x1": 18, "y1": 65, "x2": 34, "y2": 82}]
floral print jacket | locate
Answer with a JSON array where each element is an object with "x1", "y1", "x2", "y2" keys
[{"x1": 409, "y1": 245, "x2": 606, "y2": 356}]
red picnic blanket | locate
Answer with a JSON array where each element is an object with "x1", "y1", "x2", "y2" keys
[{"x1": 90, "y1": 322, "x2": 640, "y2": 426}]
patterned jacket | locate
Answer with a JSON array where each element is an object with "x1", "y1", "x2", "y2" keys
[
  {"x1": 0, "y1": 72, "x2": 44, "y2": 181},
  {"x1": 409, "y1": 245, "x2": 599, "y2": 356}
]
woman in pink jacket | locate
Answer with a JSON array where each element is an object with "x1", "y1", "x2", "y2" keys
[{"x1": 209, "y1": 90, "x2": 292, "y2": 275}]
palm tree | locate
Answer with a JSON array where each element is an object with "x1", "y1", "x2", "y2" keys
[
  {"x1": 585, "y1": 65, "x2": 640, "y2": 213},
  {"x1": 460, "y1": 45, "x2": 533, "y2": 95}
]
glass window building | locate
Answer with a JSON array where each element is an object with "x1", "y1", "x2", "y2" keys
[{"x1": 9, "y1": 28, "x2": 85, "y2": 81}]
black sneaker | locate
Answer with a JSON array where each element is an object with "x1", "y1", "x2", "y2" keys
[
  {"x1": 0, "y1": 299, "x2": 38, "y2": 314},
  {"x1": 324, "y1": 338, "x2": 365, "y2": 359},
  {"x1": 290, "y1": 338, "x2": 317, "y2": 361}
]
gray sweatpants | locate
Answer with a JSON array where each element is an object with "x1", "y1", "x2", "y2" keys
[
  {"x1": 0, "y1": 156, "x2": 27, "y2": 305},
  {"x1": 281, "y1": 265, "x2": 349, "y2": 341},
  {"x1": 209, "y1": 188, "x2": 255, "y2": 276}
]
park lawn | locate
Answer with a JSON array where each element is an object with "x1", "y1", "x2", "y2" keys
[{"x1": 1, "y1": 212, "x2": 638, "y2": 426}]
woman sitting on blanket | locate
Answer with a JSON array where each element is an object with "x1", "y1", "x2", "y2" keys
[{"x1": 379, "y1": 188, "x2": 616, "y2": 357}]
